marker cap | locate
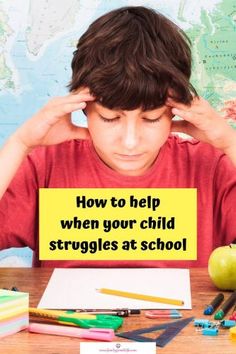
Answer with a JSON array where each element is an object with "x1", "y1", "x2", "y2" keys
[
  {"x1": 214, "y1": 309, "x2": 224, "y2": 320},
  {"x1": 203, "y1": 305, "x2": 214, "y2": 315}
]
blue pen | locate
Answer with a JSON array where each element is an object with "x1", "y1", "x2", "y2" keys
[{"x1": 204, "y1": 293, "x2": 224, "y2": 315}]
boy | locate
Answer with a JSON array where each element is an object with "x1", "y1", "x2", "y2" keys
[{"x1": 0, "y1": 6, "x2": 236, "y2": 267}]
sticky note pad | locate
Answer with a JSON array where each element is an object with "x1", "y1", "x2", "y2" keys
[{"x1": 0, "y1": 289, "x2": 29, "y2": 338}]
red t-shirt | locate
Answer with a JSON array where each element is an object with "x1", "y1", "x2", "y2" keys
[{"x1": 0, "y1": 135, "x2": 235, "y2": 267}]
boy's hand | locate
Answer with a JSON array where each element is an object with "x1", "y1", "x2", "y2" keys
[
  {"x1": 167, "y1": 96, "x2": 236, "y2": 152},
  {"x1": 12, "y1": 88, "x2": 95, "y2": 151}
]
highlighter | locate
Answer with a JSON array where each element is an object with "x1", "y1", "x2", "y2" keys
[{"x1": 28, "y1": 322, "x2": 114, "y2": 341}]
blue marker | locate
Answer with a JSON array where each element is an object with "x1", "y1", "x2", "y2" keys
[{"x1": 204, "y1": 293, "x2": 224, "y2": 315}]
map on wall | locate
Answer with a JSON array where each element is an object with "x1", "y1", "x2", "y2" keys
[
  {"x1": 0, "y1": 0, "x2": 235, "y2": 264},
  {"x1": 0, "y1": 0, "x2": 236, "y2": 146}
]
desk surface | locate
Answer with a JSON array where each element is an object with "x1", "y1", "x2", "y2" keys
[{"x1": 0, "y1": 268, "x2": 235, "y2": 354}]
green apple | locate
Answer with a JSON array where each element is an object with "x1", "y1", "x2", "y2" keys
[{"x1": 208, "y1": 244, "x2": 236, "y2": 290}]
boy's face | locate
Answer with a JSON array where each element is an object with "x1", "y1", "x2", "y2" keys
[{"x1": 85, "y1": 102, "x2": 172, "y2": 176}]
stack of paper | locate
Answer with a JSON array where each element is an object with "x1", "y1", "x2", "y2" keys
[{"x1": 0, "y1": 289, "x2": 29, "y2": 338}]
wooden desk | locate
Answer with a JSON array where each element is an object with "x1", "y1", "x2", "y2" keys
[{"x1": 0, "y1": 268, "x2": 235, "y2": 354}]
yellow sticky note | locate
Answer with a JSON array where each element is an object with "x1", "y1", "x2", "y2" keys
[{"x1": 39, "y1": 188, "x2": 197, "y2": 261}]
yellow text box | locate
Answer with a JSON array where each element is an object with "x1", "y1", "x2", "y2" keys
[{"x1": 39, "y1": 188, "x2": 197, "y2": 260}]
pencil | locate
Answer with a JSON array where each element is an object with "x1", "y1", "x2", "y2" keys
[
  {"x1": 29, "y1": 308, "x2": 96, "y2": 320},
  {"x1": 97, "y1": 288, "x2": 184, "y2": 306}
]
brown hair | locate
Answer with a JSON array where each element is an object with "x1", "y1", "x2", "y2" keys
[{"x1": 68, "y1": 6, "x2": 197, "y2": 110}]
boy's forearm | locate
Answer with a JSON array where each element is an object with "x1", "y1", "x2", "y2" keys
[{"x1": 0, "y1": 135, "x2": 31, "y2": 199}]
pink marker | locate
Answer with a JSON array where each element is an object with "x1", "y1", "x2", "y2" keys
[{"x1": 28, "y1": 323, "x2": 114, "y2": 341}]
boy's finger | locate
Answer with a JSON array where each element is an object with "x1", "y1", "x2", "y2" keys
[
  {"x1": 67, "y1": 92, "x2": 95, "y2": 102},
  {"x1": 56, "y1": 94, "x2": 95, "y2": 108},
  {"x1": 171, "y1": 108, "x2": 195, "y2": 122},
  {"x1": 70, "y1": 86, "x2": 96, "y2": 100},
  {"x1": 74, "y1": 86, "x2": 91, "y2": 95},
  {"x1": 59, "y1": 102, "x2": 88, "y2": 115},
  {"x1": 47, "y1": 93, "x2": 95, "y2": 109},
  {"x1": 45, "y1": 102, "x2": 88, "y2": 121},
  {"x1": 166, "y1": 97, "x2": 190, "y2": 109},
  {"x1": 166, "y1": 96, "x2": 201, "y2": 110}
]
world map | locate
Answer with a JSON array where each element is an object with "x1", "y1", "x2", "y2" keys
[
  {"x1": 0, "y1": 0, "x2": 236, "y2": 147},
  {"x1": 0, "y1": 0, "x2": 236, "y2": 264}
]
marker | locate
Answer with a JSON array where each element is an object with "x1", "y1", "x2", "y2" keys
[
  {"x1": 203, "y1": 293, "x2": 224, "y2": 315},
  {"x1": 229, "y1": 305, "x2": 236, "y2": 320},
  {"x1": 97, "y1": 288, "x2": 184, "y2": 306},
  {"x1": 74, "y1": 309, "x2": 140, "y2": 317},
  {"x1": 214, "y1": 291, "x2": 236, "y2": 320},
  {"x1": 28, "y1": 323, "x2": 114, "y2": 341}
]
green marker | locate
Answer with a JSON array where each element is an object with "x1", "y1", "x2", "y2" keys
[{"x1": 214, "y1": 291, "x2": 236, "y2": 320}]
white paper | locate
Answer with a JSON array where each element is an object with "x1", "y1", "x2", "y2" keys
[{"x1": 38, "y1": 268, "x2": 192, "y2": 309}]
